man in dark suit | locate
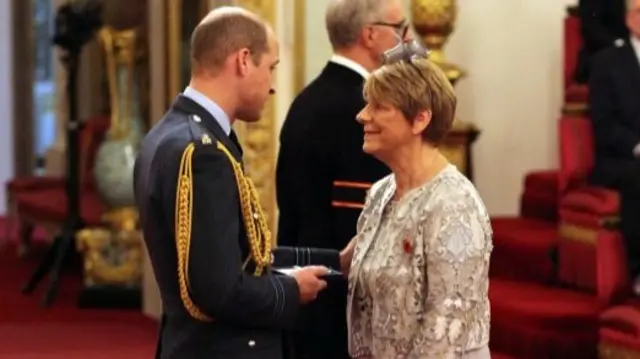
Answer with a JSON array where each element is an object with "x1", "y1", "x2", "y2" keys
[
  {"x1": 575, "y1": 0, "x2": 628, "y2": 83},
  {"x1": 588, "y1": 0, "x2": 640, "y2": 294},
  {"x1": 275, "y1": 0, "x2": 410, "y2": 358},
  {"x1": 134, "y1": 7, "x2": 332, "y2": 359}
]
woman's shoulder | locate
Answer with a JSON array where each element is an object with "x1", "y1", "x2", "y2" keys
[
  {"x1": 422, "y1": 166, "x2": 489, "y2": 217},
  {"x1": 367, "y1": 174, "x2": 394, "y2": 199}
]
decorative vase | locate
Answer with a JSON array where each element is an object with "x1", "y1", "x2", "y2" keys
[
  {"x1": 410, "y1": 0, "x2": 466, "y2": 86},
  {"x1": 93, "y1": 26, "x2": 145, "y2": 209}
]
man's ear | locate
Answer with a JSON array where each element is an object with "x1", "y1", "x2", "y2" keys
[
  {"x1": 361, "y1": 26, "x2": 376, "y2": 49},
  {"x1": 236, "y1": 48, "x2": 251, "y2": 76}
]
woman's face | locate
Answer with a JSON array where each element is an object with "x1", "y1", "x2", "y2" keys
[{"x1": 356, "y1": 101, "x2": 427, "y2": 159}]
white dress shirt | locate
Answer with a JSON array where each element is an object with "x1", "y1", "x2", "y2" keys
[
  {"x1": 329, "y1": 54, "x2": 370, "y2": 79},
  {"x1": 629, "y1": 36, "x2": 640, "y2": 157}
]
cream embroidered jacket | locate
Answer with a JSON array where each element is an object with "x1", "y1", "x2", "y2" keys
[{"x1": 347, "y1": 166, "x2": 493, "y2": 359}]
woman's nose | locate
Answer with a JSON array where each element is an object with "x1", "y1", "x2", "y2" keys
[{"x1": 356, "y1": 108, "x2": 367, "y2": 123}]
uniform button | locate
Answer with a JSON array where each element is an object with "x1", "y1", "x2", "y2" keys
[
  {"x1": 191, "y1": 115, "x2": 201, "y2": 123},
  {"x1": 248, "y1": 340, "x2": 256, "y2": 347}
]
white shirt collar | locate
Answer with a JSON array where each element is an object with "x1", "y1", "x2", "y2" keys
[
  {"x1": 329, "y1": 54, "x2": 370, "y2": 79},
  {"x1": 631, "y1": 36, "x2": 640, "y2": 65}
]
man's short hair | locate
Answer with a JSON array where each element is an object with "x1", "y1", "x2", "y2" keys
[
  {"x1": 190, "y1": 7, "x2": 269, "y2": 73},
  {"x1": 363, "y1": 59, "x2": 457, "y2": 145},
  {"x1": 325, "y1": 0, "x2": 390, "y2": 50}
]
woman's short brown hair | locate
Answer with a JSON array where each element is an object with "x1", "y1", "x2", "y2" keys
[{"x1": 363, "y1": 58, "x2": 457, "y2": 145}]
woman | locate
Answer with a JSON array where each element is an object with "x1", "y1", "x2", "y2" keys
[{"x1": 345, "y1": 43, "x2": 493, "y2": 358}]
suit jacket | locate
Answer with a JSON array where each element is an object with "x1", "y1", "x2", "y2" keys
[
  {"x1": 348, "y1": 167, "x2": 492, "y2": 358},
  {"x1": 276, "y1": 61, "x2": 389, "y2": 250},
  {"x1": 134, "y1": 95, "x2": 301, "y2": 359},
  {"x1": 588, "y1": 41, "x2": 640, "y2": 186},
  {"x1": 275, "y1": 62, "x2": 389, "y2": 357},
  {"x1": 575, "y1": 0, "x2": 627, "y2": 83}
]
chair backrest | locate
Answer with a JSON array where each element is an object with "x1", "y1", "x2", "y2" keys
[
  {"x1": 564, "y1": 7, "x2": 582, "y2": 89},
  {"x1": 559, "y1": 115, "x2": 595, "y2": 193}
]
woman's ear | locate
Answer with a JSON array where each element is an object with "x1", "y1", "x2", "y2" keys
[{"x1": 413, "y1": 110, "x2": 432, "y2": 135}]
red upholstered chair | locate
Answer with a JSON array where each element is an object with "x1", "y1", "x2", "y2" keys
[
  {"x1": 599, "y1": 305, "x2": 640, "y2": 358},
  {"x1": 563, "y1": 5, "x2": 589, "y2": 116},
  {"x1": 4, "y1": 176, "x2": 64, "y2": 255},
  {"x1": 10, "y1": 117, "x2": 110, "y2": 252},
  {"x1": 557, "y1": 115, "x2": 627, "y2": 304},
  {"x1": 487, "y1": 8, "x2": 625, "y2": 357},
  {"x1": 490, "y1": 171, "x2": 559, "y2": 285},
  {"x1": 520, "y1": 170, "x2": 559, "y2": 223}
]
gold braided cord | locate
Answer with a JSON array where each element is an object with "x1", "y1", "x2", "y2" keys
[
  {"x1": 175, "y1": 142, "x2": 212, "y2": 321},
  {"x1": 216, "y1": 142, "x2": 272, "y2": 276},
  {"x1": 174, "y1": 140, "x2": 273, "y2": 322}
]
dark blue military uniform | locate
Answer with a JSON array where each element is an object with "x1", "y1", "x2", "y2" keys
[{"x1": 134, "y1": 95, "x2": 311, "y2": 359}]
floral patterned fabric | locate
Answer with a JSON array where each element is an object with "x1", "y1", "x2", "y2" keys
[{"x1": 347, "y1": 165, "x2": 493, "y2": 359}]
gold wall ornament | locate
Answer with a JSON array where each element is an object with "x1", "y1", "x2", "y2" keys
[
  {"x1": 232, "y1": 0, "x2": 278, "y2": 239},
  {"x1": 76, "y1": 207, "x2": 143, "y2": 288},
  {"x1": 410, "y1": 0, "x2": 465, "y2": 85},
  {"x1": 411, "y1": 0, "x2": 481, "y2": 181}
]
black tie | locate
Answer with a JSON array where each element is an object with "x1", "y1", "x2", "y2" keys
[{"x1": 229, "y1": 130, "x2": 243, "y2": 156}]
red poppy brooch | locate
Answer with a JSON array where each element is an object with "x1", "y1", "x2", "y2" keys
[{"x1": 402, "y1": 237, "x2": 414, "y2": 254}]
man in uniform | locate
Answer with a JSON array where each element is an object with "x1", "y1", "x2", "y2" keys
[
  {"x1": 275, "y1": 0, "x2": 410, "y2": 358},
  {"x1": 134, "y1": 7, "x2": 331, "y2": 359}
]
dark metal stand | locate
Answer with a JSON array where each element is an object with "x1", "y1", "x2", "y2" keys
[
  {"x1": 22, "y1": 49, "x2": 84, "y2": 307},
  {"x1": 21, "y1": 0, "x2": 102, "y2": 307}
]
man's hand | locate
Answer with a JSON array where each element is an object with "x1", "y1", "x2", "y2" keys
[{"x1": 291, "y1": 265, "x2": 329, "y2": 303}]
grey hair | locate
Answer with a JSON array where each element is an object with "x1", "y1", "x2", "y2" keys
[{"x1": 325, "y1": 0, "x2": 391, "y2": 49}]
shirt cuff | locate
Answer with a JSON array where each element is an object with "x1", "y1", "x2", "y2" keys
[{"x1": 633, "y1": 143, "x2": 640, "y2": 158}]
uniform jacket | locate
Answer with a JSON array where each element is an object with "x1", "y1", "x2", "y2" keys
[{"x1": 134, "y1": 95, "x2": 301, "y2": 359}]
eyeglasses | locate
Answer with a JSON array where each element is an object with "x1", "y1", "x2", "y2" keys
[{"x1": 370, "y1": 20, "x2": 410, "y2": 39}]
